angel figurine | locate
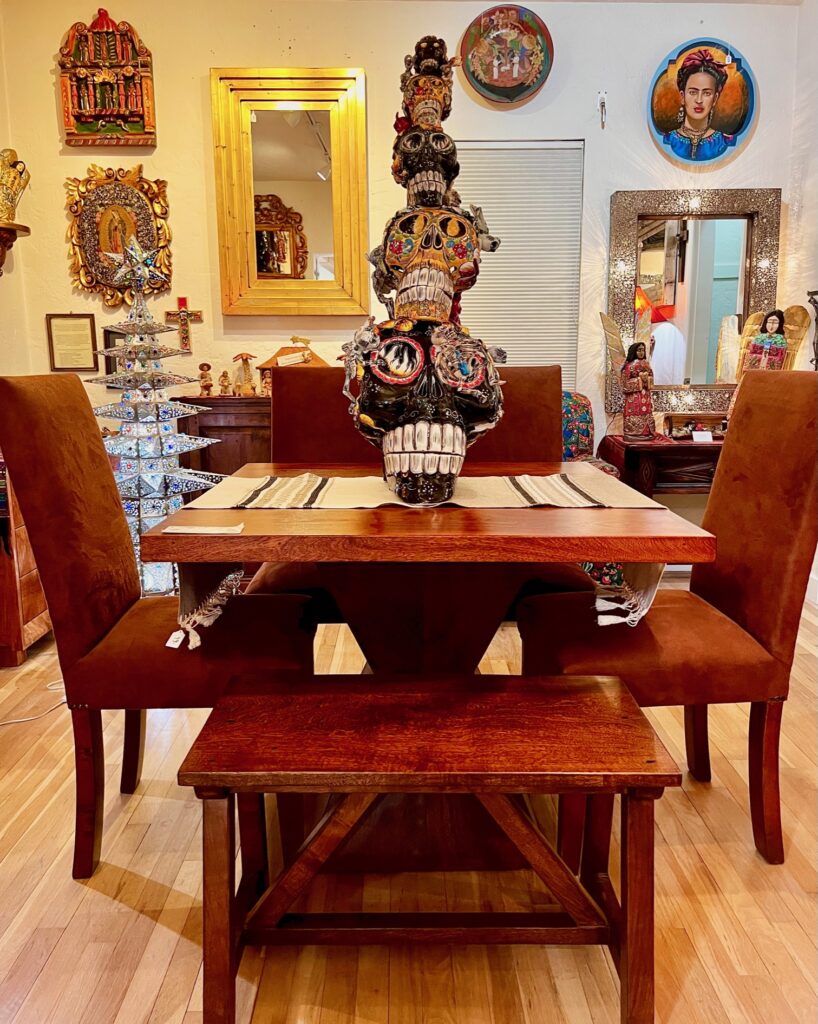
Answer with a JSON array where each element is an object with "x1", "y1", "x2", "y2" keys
[{"x1": 621, "y1": 342, "x2": 655, "y2": 440}]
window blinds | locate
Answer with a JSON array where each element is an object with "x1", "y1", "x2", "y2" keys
[{"x1": 454, "y1": 141, "x2": 584, "y2": 387}]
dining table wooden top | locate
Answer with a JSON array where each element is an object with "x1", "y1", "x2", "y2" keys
[{"x1": 140, "y1": 461, "x2": 716, "y2": 565}]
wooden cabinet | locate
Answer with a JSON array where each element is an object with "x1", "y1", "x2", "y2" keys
[
  {"x1": 597, "y1": 434, "x2": 723, "y2": 498},
  {"x1": 174, "y1": 397, "x2": 271, "y2": 475},
  {"x1": 0, "y1": 469, "x2": 51, "y2": 667}
]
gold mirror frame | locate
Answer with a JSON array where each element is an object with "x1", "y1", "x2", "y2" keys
[
  {"x1": 606, "y1": 188, "x2": 781, "y2": 413},
  {"x1": 211, "y1": 68, "x2": 369, "y2": 316}
]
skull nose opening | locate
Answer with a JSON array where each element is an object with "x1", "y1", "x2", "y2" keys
[{"x1": 421, "y1": 223, "x2": 443, "y2": 249}]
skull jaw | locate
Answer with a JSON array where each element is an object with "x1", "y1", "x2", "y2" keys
[{"x1": 386, "y1": 465, "x2": 461, "y2": 505}]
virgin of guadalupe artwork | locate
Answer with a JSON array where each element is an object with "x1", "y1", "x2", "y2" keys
[
  {"x1": 621, "y1": 342, "x2": 655, "y2": 441},
  {"x1": 648, "y1": 39, "x2": 757, "y2": 165},
  {"x1": 460, "y1": 5, "x2": 554, "y2": 105}
]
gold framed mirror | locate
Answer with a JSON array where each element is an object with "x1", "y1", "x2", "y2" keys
[
  {"x1": 211, "y1": 68, "x2": 369, "y2": 316},
  {"x1": 606, "y1": 188, "x2": 781, "y2": 412}
]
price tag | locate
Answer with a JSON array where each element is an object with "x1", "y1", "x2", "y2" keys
[
  {"x1": 166, "y1": 630, "x2": 186, "y2": 649},
  {"x1": 692, "y1": 430, "x2": 713, "y2": 443}
]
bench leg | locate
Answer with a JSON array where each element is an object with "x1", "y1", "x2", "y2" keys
[
  {"x1": 620, "y1": 790, "x2": 657, "y2": 1024},
  {"x1": 203, "y1": 793, "x2": 236, "y2": 1024}
]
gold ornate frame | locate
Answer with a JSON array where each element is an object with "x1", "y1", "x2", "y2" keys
[
  {"x1": 65, "y1": 163, "x2": 171, "y2": 307},
  {"x1": 606, "y1": 188, "x2": 781, "y2": 413},
  {"x1": 254, "y1": 194, "x2": 308, "y2": 279},
  {"x1": 211, "y1": 68, "x2": 369, "y2": 316}
]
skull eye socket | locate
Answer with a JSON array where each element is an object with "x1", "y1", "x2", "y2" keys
[
  {"x1": 431, "y1": 132, "x2": 452, "y2": 152},
  {"x1": 441, "y1": 216, "x2": 467, "y2": 239},
  {"x1": 370, "y1": 338, "x2": 425, "y2": 385},
  {"x1": 396, "y1": 212, "x2": 429, "y2": 235},
  {"x1": 400, "y1": 130, "x2": 424, "y2": 153},
  {"x1": 433, "y1": 344, "x2": 487, "y2": 390}
]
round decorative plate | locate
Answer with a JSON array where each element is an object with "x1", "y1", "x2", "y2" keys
[
  {"x1": 460, "y1": 6, "x2": 554, "y2": 105},
  {"x1": 648, "y1": 38, "x2": 758, "y2": 166}
]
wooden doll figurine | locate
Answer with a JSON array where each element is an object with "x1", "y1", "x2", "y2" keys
[
  {"x1": 198, "y1": 361, "x2": 213, "y2": 397},
  {"x1": 218, "y1": 370, "x2": 231, "y2": 396},
  {"x1": 621, "y1": 342, "x2": 655, "y2": 440}
]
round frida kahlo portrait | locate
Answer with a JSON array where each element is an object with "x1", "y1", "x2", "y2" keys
[
  {"x1": 460, "y1": 5, "x2": 554, "y2": 105},
  {"x1": 648, "y1": 38, "x2": 757, "y2": 165}
]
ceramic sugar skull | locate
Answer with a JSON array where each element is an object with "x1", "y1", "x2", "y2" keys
[
  {"x1": 391, "y1": 126, "x2": 460, "y2": 206},
  {"x1": 383, "y1": 208, "x2": 480, "y2": 322},
  {"x1": 353, "y1": 322, "x2": 504, "y2": 503}
]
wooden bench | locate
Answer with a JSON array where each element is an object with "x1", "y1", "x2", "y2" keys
[{"x1": 178, "y1": 674, "x2": 680, "y2": 1024}]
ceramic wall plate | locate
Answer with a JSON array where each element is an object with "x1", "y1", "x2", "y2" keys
[{"x1": 460, "y1": 5, "x2": 554, "y2": 105}]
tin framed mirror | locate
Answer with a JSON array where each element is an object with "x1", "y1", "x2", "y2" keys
[
  {"x1": 606, "y1": 188, "x2": 781, "y2": 412},
  {"x1": 211, "y1": 67, "x2": 369, "y2": 316}
]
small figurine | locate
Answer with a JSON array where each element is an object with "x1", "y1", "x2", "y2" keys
[
  {"x1": 621, "y1": 341, "x2": 655, "y2": 440},
  {"x1": 261, "y1": 368, "x2": 272, "y2": 397},
  {"x1": 740, "y1": 309, "x2": 788, "y2": 374},
  {"x1": 232, "y1": 351, "x2": 257, "y2": 396},
  {"x1": 218, "y1": 369, "x2": 231, "y2": 396},
  {"x1": 198, "y1": 361, "x2": 213, "y2": 397}
]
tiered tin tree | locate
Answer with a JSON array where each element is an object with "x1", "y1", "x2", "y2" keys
[{"x1": 88, "y1": 238, "x2": 220, "y2": 594}]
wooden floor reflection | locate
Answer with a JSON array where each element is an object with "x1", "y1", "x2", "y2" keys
[{"x1": 0, "y1": 583, "x2": 814, "y2": 1023}]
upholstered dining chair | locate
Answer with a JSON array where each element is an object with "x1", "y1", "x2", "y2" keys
[
  {"x1": 248, "y1": 365, "x2": 593, "y2": 666},
  {"x1": 0, "y1": 375, "x2": 316, "y2": 879},
  {"x1": 517, "y1": 370, "x2": 818, "y2": 864}
]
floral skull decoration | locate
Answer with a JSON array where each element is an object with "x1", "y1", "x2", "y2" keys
[{"x1": 342, "y1": 35, "x2": 506, "y2": 505}]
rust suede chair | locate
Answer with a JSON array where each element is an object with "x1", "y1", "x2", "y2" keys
[
  {"x1": 518, "y1": 371, "x2": 818, "y2": 863},
  {"x1": 248, "y1": 365, "x2": 592, "y2": 671},
  {"x1": 0, "y1": 375, "x2": 316, "y2": 878}
]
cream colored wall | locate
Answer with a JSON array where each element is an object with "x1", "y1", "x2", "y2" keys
[
  {"x1": 254, "y1": 179, "x2": 334, "y2": 280},
  {"x1": 0, "y1": 3, "x2": 32, "y2": 375},
  {"x1": 0, "y1": 0, "x2": 809, "y2": 430}
]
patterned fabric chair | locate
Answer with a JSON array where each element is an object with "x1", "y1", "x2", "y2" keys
[{"x1": 561, "y1": 391, "x2": 624, "y2": 588}]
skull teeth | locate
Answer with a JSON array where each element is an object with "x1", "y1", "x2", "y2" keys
[
  {"x1": 396, "y1": 264, "x2": 454, "y2": 312},
  {"x1": 407, "y1": 170, "x2": 446, "y2": 204},
  {"x1": 383, "y1": 420, "x2": 466, "y2": 478}
]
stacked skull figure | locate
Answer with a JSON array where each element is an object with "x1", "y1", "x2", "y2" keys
[{"x1": 343, "y1": 36, "x2": 505, "y2": 504}]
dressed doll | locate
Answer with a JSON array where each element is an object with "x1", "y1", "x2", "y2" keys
[
  {"x1": 728, "y1": 310, "x2": 789, "y2": 420},
  {"x1": 621, "y1": 342, "x2": 655, "y2": 440},
  {"x1": 740, "y1": 309, "x2": 788, "y2": 374},
  {"x1": 218, "y1": 370, "x2": 231, "y2": 396}
]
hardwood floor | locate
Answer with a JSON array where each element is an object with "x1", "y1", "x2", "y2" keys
[{"x1": 0, "y1": 593, "x2": 814, "y2": 1023}]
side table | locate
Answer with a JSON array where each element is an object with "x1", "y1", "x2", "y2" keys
[
  {"x1": 178, "y1": 674, "x2": 681, "y2": 1024},
  {"x1": 598, "y1": 434, "x2": 724, "y2": 498}
]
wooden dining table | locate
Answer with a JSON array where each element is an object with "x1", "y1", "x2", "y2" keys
[{"x1": 142, "y1": 459, "x2": 715, "y2": 873}]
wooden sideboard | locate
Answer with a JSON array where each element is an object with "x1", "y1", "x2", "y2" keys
[
  {"x1": 0, "y1": 468, "x2": 51, "y2": 667},
  {"x1": 597, "y1": 434, "x2": 723, "y2": 498},
  {"x1": 174, "y1": 397, "x2": 271, "y2": 475}
]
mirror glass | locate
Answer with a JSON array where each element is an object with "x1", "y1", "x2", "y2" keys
[
  {"x1": 636, "y1": 216, "x2": 747, "y2": 385},
  {"x1": 251, "y1": 109, "x2": 334, "y2": 281}
]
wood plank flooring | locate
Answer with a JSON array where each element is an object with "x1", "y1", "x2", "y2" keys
[{"x1": 0, "y1": 590, "x2": 814, "y2": 1023}]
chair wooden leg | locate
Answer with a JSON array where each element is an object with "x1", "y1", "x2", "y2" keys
[
  {"x1": 749, "y1": 699, "x2": 785, "y2": 864},
  {"x1": 120, "y1": 709, "x2": 146, "y2": 794},
  {"x1": 557, "y1": 794, "x2": 587, "y2": 874},
  {"x1": 684, "y1": 705, "x2": 711, "y2": 782},
  {"x1": 203, "y1": 794, "x2": 237, "y2": 1024},
  {"x1": 71, "y1": 708, "x2": 104, "y2": 879}
]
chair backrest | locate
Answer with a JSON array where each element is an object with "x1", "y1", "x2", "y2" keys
[
  {"x1": 0, "y1": 375, "x2": 141, "y2": 671},
  {"x1": 271, "y1": 364, "x2": 563, "y2": 465},
  {"x1": 270, "y1": 367, "x2": 382, "y2": 465},
  {"x1": 691, "y1": 370, "x2": 817, "y2": 669},
  {"x1": 471, "y1": 365, "x2": 563, "y2": 462}
]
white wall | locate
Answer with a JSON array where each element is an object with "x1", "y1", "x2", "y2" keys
[{"x1": 0, "y1": 0, "x2": 812, "y2": 432}]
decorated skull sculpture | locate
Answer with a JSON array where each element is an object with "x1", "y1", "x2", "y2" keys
[
  {"x1": 342, "y1": 34, "x2": 506, "y2": 505},
  {"x1": 352, "y1": 322, "x2": 504, "y2": 504},
  {"x1": 391, "y1": 126, "x2": 460, "y2": 207}
]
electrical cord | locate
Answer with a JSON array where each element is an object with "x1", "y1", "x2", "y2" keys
[{"x1": 0, "y1": 681, "x2": 66, "y2": 727}]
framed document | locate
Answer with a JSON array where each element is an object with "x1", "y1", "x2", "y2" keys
[{"x1": 46, "y1": 314, "x2": 98, "y2": 372}]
